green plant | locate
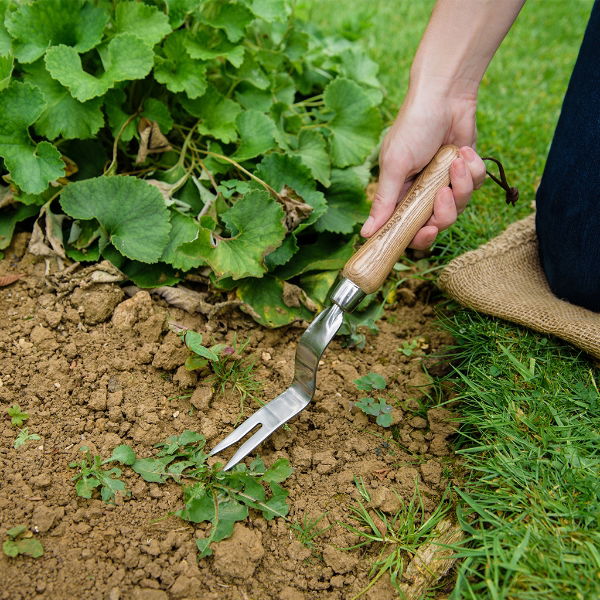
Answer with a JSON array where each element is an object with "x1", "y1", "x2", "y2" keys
[
  {"x1": 290, "y1": 512, "x2": 332, "y2": 550},
  {"x1": 354, "y1": 397, "x2": 393, "y2": 427},
  {"x1": 398, "y1": 338, "x2": 419, "y2": 357},
  {"x1": 0, "y1": 0, "x2": 385, "y2": 328},
  {"x1": 353, "y1": 372, "x2": 393, "y2": 426},
  {"x1": 69, "y1": 446, "x2": 129, "y2": 503},
  {"x1": 342, "y1": 477, "x2": 450, "y2": 599},
  {"x1": 13, "y1": 427, "x2": 40, "y2": 449},
  {"x1": 181, "y1": 330, "x2": 261, "y2": 407},
  {"x1": 2, "y1": 525, "x2": 44, "y2": 558},
  {"x1": 70, "y1": 431, "x2": 293, "y2": 558},
  {"x1": 6, "y1": 404, "x2": 28, "y2": 426}
]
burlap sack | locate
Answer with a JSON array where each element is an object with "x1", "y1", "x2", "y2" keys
[{"x1": 438, "y1": 213, "x2": 600, "y2": 359}]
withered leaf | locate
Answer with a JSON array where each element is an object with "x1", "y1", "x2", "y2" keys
[
  {"x1": 135, "y1": 118, "x2": 172, "y2": 164},
  {"x1": 278, "y1": 186, "x2": 313, "y2": 231},
  {"x1": 0, "y1": 273, "x2": 23, "y2": 287},
  {"x1": 282, "y1": 281, "x2": 318, "y2": 312}
]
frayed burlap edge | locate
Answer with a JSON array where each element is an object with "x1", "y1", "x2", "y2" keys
[{"x1": 438, "y1": 213, "x2": 600, "y2": 359}]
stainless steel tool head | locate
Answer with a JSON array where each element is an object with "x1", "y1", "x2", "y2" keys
[{"x1": 209, "y1": 278, "x2": 365, "y2": 470}]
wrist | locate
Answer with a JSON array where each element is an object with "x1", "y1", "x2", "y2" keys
[{"x1": 408, "y1": 68, "x2": 480, "y2": 104}]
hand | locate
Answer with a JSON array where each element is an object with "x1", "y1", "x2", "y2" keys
[{"x1": 361, "y1": 92, "x2": 487, "y2": 249}]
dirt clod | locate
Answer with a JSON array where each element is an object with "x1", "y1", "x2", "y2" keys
[{"x1": 213, "y1": 524, "x2": 265, "y2": 579}]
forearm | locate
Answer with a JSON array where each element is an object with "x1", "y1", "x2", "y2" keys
[{"x1": 409, "y1": 0, "x2": 525, "y2": 100}]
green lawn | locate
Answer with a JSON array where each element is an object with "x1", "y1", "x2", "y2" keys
[{"x1": 309, "y1": 1, "x2": 600, "y2": 598}]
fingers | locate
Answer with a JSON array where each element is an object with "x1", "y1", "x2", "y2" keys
[
  {"x1": 460, "y1": 146, "x2": 486, "y2": 190},
  {"x1": 361, "y1": 171, "x2": 405, "y2": 238},
  {"x1": 409, "y1": 225, "x2": 439, "y2": 251}
]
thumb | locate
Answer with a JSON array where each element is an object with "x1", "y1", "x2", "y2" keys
[{"x1": 361, "y1": 161, "x2": 407, "y2": 238}]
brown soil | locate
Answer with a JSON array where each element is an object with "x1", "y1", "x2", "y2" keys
[{"x1": 0, "y1": 233, "x2": 458, "y2": 600}]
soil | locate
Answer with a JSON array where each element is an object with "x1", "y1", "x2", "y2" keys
[{"x1": 0, "y1": 233, "x2": 458, "y2": 600}]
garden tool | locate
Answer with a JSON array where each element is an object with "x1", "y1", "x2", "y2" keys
[{"x1": 210, "y1": 145, "x2": 460, "y2": 470}]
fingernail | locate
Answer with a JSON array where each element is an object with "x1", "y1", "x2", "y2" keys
[
  {"x1": 455, "y1": 158, "x2": 466, "y2": 176},
  {"x1": 463, "y1": 147, "x2": 476, "y2": 162},
  {"x1": 361, "y1": 216, "x2": 374, "y2": 236}
]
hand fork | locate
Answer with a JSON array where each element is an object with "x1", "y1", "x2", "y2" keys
[{"x1": 210, "y1": 146, "x2": 459, "y2": 470}]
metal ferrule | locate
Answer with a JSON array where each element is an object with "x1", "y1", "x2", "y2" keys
[{"x1": 329, "y1": 277, "x2": 366, "y2": 313}]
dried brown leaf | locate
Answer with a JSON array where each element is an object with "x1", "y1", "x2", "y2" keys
[
  {"x1": 278, "y1": 186, "x2": 313, "y2": 231},
  {"x1": 135, "y1": 118, "x2": 172, "y2": 164},
  {"x1": 282, "y1": 281, "x2": 318, "y2": 312},
  {"x1": 0, "y1": 273, "x2": 23, "y2": 287}
]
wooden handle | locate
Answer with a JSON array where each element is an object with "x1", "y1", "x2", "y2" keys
[{"x1": 342, "y1": 145, "x2": 459, "y2": 294}]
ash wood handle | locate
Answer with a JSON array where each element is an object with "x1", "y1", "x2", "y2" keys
[{"x1": 342, "y1": 145, "x2": 460, "y2": 294}]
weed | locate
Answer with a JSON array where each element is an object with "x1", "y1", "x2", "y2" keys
[
  {"x1": 353, "y1": 373, "x2": 393, "y2": 427},
  {"x1": 398, "y1": 339, "x2": 419, "y2": 357},
  {"x1": 69, "y1": 431, "x2": 293, "y2": 558},
  {"x1": 6, "y1": 405, "x2": 28, "y2": 427},
  {"x1": 69, "y1": 446, "x2": 129, "y2": 503},
  {"x1": 341, "y1": 477, "x2": 451, "y2": 599},
  {"x1": 180, "y1": 330, "x2": 261, "y2": 413},
  {"x1": 13, "y1": 428, "x2": 41, "y2": 449},
  {"x1": 355, "y1": 397, "x2": 393, "y2": 427},
  {"x1": 3, "y1": 525, "x2": 44, "y2": 558},
  {"x1": 290, "y1": 512, "x2": 332, "y2": 550}
]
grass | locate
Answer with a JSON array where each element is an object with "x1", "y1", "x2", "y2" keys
[{"x1": 307, "y1": 1, "x2": 600, "y2": 598}]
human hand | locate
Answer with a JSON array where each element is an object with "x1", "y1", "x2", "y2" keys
[{"x1": 361, "y1": 93, "x2": 487, "y2": 249}]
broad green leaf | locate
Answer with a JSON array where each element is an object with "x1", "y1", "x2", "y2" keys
[
  {"x1": 6, "y1": 525, "x2": 27, "y2": 539},
  {"x1": 323, "y1": 77, "x2": 382, "y2": 168},
  {"x1": 0, "y1": 82, "x2": 65, "y2": 194},
  {"x1": 202, "y1": 1, "x2": 253, "y2": 43},
  {"x1": 264, "y1": 232, "x2": 298, "y2": 269},
  {"x1": 261, "y1": 483, "x2": 289, "y2": 520},
  {"x1": 314, "y1": 167, "x2": 370, "y2": 234},
  {"x1": 234, "y1": 55, "x2": 270, "y2": 89},
  {"x1": 339, "y1": 48, "x2": 381, "y2": 90},
  {"x1": 0, "y1": 0, "x2": 12, "y2": 55},
  {"x1": 0, "y1": 54, "x2": 13, "y2": 91},
  {"x1": 179, "y1": 190, "x2": 286, "y2": 279},
  {"x1": 25, "y1": 61, "x2": 103, "y2": 140},
  {"x1": 233, "y1": 110, "x2": 278, "y2": 161},
  {"x1": 162, "y1": 0, "x2": 199, "y2": 27},
  {"x1": 160, "y1": 211, "x2": 201, "y2": 270},
  {"x1": 184, "y1": 28, "x2": 245, "y2": 68},
  {"x1": 107, "y1": 445, "x2": 137, "y2": 466},
  {"x1": 121, "y1": 261, "x2": 181, "y2": 287},
  {"x1": 103, "y1": 88, "x2": 137, "y2": 142},
  {"x1": 299, "y1": 270, "x2": 338, "y2": 308},
  {"x1": 235, "y1": 84, "x2": 272, "y2": 112},
  {"x1": 247, "y1": 0, "x2": 289, "y2": 22},
  {"x1": 5, "y1": 0, "x2": 109, "y2": 63},
  {"x1": 296, "y1": 129, "x2": 331, "y2": 186},
  {"x1": 376, "y1": 413, "x2": 393, "y2": 428},
  {"x1": 75, "y1": 476, "x2": 99, "y2": 499},
  {"x1": 45, "y1": 34, "x2": 154, "y2": 102},
  {"x1": 115, "y1": 2, "x2": 172, "y2": 46},
  {"x1": 255, "y1": 153, "x2": 327, "y2": 230},
  {"x1": 98, "y1": 468, "x2": 127, "y2": 502},
  {"x1": 154, "y1": 31, "x2": 207, "y2": 99},
  {"x1": 3, "y1": 538, "x2": 44, "y2": 558},
  {"x1": 275, "y1": 234, "x2": 356, "y2": 280},
  {"x1": 181, "y1": 86, "x2": 242, "y2": 143},
  {"x1": 183, "y1": 331, "x2": 219, "y2": 362},
  {"x1": 237, "y1": 275, "x2": 312, "y2": 328},
  {"x1": 261, "y1": 458, "x2": 293, "y2": 483},
  {"x1": 0, "y1": 204, "x2": 39, "y2": 250},
  {"x1": 142, "y1": 98, "x2": 174, "y2": 133},
  {"x1": 7, "y1": 404, "x2": 28, "y2": 426},
  {"x1": 60, "y1": 176, "x2": 171, "y2": 263},
  {"x1": 178, "y1": 489, "x2": 215, "y2": 523},
  {"x1": 354, "y1": 373, "x2": 387, "y2": 391},
  {"x1": 132, "y1": 456, "x2": 176, "y2": 483}
]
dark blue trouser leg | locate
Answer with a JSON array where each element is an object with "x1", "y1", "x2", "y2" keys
[{"x1": 535, "y1": 0, "x2": 600, "y2": 311}]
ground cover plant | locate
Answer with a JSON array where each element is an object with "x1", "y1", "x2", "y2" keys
[
  {"x1": 70, "y1": 431, "x2": 293, "y2": 558},
  {"x1": 0, "y1": 0, "x2": 386, "y2": 328}
]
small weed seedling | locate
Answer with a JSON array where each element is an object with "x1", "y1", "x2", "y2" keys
[
  {"x1": 290, "y1": 512, "x2": 332, "y2": 551},
  {"x1": 398, "y1": 339, "x2": 419, "y2": 357},
  {"x1": 180, "y1": 330, "x2": 261, "y2": 408},
  {"x1": 69, "y1": 446, "x2": 130, "y2": 503},
  {"x1": 13, "y1": 428, "x2": 41, "y2": 449},
  {"x1": 70, "y1": 431, "x2": 293, "y2": 559},
  {"x1": 342, "y1": 477, "x2": 450, "y2": 599},
  {"x1": 6, "y1": 404, "x2": 29, "y2": 427},
  {"x1": 3, "y1": 525, "x2": 44, "y2": 558},
  {"x1": 354, "y1": 373, "x2": 393, "y2": 427}
]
